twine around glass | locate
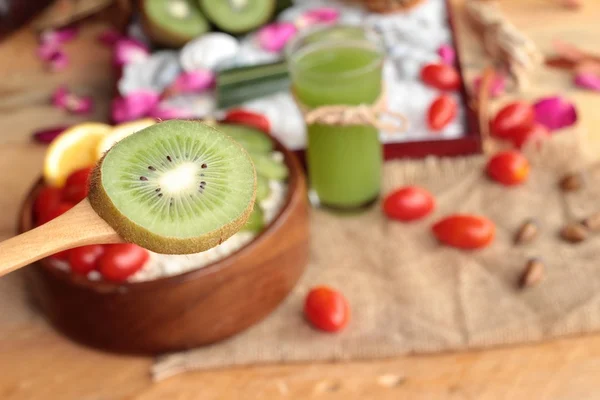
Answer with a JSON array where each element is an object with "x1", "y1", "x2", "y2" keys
[{"x1": 292, "y1": 86, "x2": 409, "y2": 135}]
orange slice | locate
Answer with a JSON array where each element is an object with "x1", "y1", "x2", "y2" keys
[
  {"x1": 96, "y1": 118, "x2": 156, "y2": 159},
  {"x1": 44, "y1": 122, "x2": 112, "y2": 187}
]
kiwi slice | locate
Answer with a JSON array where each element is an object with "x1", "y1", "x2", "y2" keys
[
  {"x1": 216, "y1": 130, "x2": 287, "y2": 181},
  {"x1": 199, "y1": 0, "x2": 276, "y2": 34},
  {"x1": 89, "y1": 120, "x2": 256, "y2": 254},
  {"x1": 256, "y1": 175, "x2": 270, "y2": 201},
  {"x1": 142, "y1": 0, "x2": 209, "y2": 48},
  {"x1": 253, "y1": 153, "x2": 288, "y2": 181},
  {"x1": 243, "y1": 205, "x2": 265, "y2": 233},
  {"x1": 215, "y1": 123, "x2": 273, "y2": 154}
]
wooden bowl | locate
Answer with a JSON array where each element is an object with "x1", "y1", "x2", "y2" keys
[{"x1": 18, "y1": 137, "x2": 309, "y2": 355}]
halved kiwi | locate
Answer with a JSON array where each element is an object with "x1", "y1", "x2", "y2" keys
[
  {"x1": 89, "y1": 120, "x2": 256, "y2": 254},
  {"x1": 213, "y1": 123, "x2": 287, "y2": 181},
  {"x1": 198, "y1": 0, "x2": 276, "y2": 34},
  {"x1": 214, "y1": 123, "x2": 273, "y2": 154},
  {"x1": 141, "y1": 0, "x2": 209, "y2": 48}
]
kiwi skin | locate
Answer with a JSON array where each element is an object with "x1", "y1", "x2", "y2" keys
[
  {"x1": 140, "y1": 2, "x2": 210, "y2": 48},
  {"x1": 199, "y1": 0, "x2": 276, "y2": 35},
  {"x1": 88, "y1": 142, "x2": 257, "y2": 255}
]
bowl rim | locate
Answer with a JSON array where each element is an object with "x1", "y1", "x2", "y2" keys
[{"x1": 19, "y1": 130, "x2": 306, "y2": 292}]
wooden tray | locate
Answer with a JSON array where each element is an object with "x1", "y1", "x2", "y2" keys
[
  {"x1": 113, "y1": 0, "x2": 479, "y2": 161},
  {"x1": 381, "y1": 0, "x2": 481, "y2": 160}
]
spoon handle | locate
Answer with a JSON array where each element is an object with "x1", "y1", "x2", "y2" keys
[{"x1": 0, "y1": 199, "x2": 121, "y2": 277}]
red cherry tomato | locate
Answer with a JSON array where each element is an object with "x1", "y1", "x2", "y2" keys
[
  {"x1": 420, "y1": 63, "x2": 461, "y2": 91},
  {"x1": 432, "y1": 215, "x2": 495, "y2": 250},
  {"x1": 38, "y1": 201, "x2": 74, "y2": 226},
  {"x1": 62, "y1": 167, "x2": 93, "y2": 203},
  {"x1": 68, "y1": 245, "x2": 105, "y2": 275},
  {"x1": 491, "y1": 101, "x2": 535, "y2": 139},
  {"x1": 486, "y1": 150, "x2": 530, "y2": 186},
  {"x1": 98, "y1": 244, "x2": 149, "y2": 282},
  {"x1": 383, "y1": 186, "x2": 435, "y2": 222},
  {"x1": 427, "y1": 94, "x2": 457, "y2": 131},
  {"x1": 510, "y1": 123, "x2": 549, "y2": 149},
  {"x1": 223, "y1": 109, "x2": 271, "y2": 134},
  {"x1": 33, "y1": 186, "x2": 63, "y2": 221},
  {"x1": 304, "y1": 286, "x2": 350, "y2": 333},
  {"x1": 49, "y1": 245, "x2": 73, "y2": 261},
  {"x1": 50, "y1": 251, "x2": 70, "y2": 262}
]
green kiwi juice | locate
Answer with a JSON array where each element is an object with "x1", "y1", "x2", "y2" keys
[{"x1": 287, "y1": 26, "x2": 384, "y2": 209}]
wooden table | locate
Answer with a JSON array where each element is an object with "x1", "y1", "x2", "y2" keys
[{"x1": 2, "y1": 1, "x2": 600, "y2": 398}]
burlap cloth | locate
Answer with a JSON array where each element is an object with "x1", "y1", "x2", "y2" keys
[{"x1": 153, "y1": 128, "x2": 600, "y2": 381}]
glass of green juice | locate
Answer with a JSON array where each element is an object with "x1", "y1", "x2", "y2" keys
[{"x1": 286, "y1": 25, "x2": 385, "y2": 210}]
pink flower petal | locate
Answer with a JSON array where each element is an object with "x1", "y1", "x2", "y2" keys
[
  {"x1": 114, "y1": 38, "x2": 150, "y2": 67},
  {"x1": 574, "y1": 73, "x2": 600, "y2": 92},
  {"x1": 38, "y1": 28, "x2": 75, "y2": 71},
  {"x1": 97, "y1": 29, "x2": 123, "y2": 46},
  {"x1": 163, "y1": 70, "x2": 215, "y2": 98},
  {"x1": 40, "y1": 26, "x2": 79, "y2": 46},
  {"x1": 473, "y1": 73, "x2": 506, "y2": 98},
  {"x1": 437, "y1": 44, "x2": 456, "y2": 65},
  {"x1": 111, "y1": 91, "x2": 160, "y2": 123},
  {"x1": 51, "y1": 86, "x2": 93, "y2": 114},
  {"x1": 32, "y1": 126, "x2": 69, "y2": 144},
  {"x1": 257, "y1": 22, "x2": 298, "y2": 53},
  {"x1": 148, "y1": 105, "x2": 196, "y2": 120},
  {"x1": 48, "y1": 50, "x2": 69, "y2": 72},
  {"x1": 37, "y1": 41, "x2": 60, "y2": 61},
  {"x1": 66, "y1": 95, "x2": 93, "y2": 114},
  {"x1": 51, "y1": 86, "x2": 69, "y2": 108},
  {"x1": 111, "y1": 98, "x2": 130, "y2": 123},
  {"x1": 301, "y1": 7, "x2": 340, "y2": 25},
  {"x1": 533, "y1": 96, "x2": 578, "y2": 131}
]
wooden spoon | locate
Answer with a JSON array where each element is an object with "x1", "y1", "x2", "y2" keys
[
  {"x1": 0, "y1": 199, "x2": 122, "y2": 277},
  {"x1": 0, "y1": 119, "x2": 259, "y2": 278}
]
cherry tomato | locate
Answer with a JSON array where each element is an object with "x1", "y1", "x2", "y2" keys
[
  {"x1": 432, "y1": 215, "x2": 495, "y2": 250},
  {"x1": 486, "y1": 150, "x2": 530, "y2": 186},
  {"x1": 68, "y1": 245, "x2": 105, "y2": 275},
  {"x1": 33, "y1": 186, "x2": 63, "y2": 221},
  {"x1": 427, "y1": 94, "x2": 457, "y2": 131},
  {"x1": 304, "y1": 286, "x2": 350, "y2": 333},
  {"x1": 50, "y1": 251, "x2": 70, "y2": 262},
  {"x1": 420, "y1": 63, "x2": 461, "y2": 91},
  {"x1": 62, "y1": 167, "x2": 93, "y2": 203},
  {"x1": 98, "y1": 244, "x2": 149, "y2": 282},
  {"x1": 38, "y1": 201, "x2": 73, "y2": 226},
  {"x1": 510, "y1": 123, "x2": 549, "y2": 149},
  {"x1": 223, "y1": 109, "x2": 271, "y2": 134},
  {"x1": 491, "y1": 101, "x2": 535, "y2": 139},
  {"x1": 383, "y1": 186, "x2": 435, "y2": 222}
]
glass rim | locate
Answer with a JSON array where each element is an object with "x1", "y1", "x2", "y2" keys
[{"x1": 285, "y1": 24, "x2": 385, "y2": 80}]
